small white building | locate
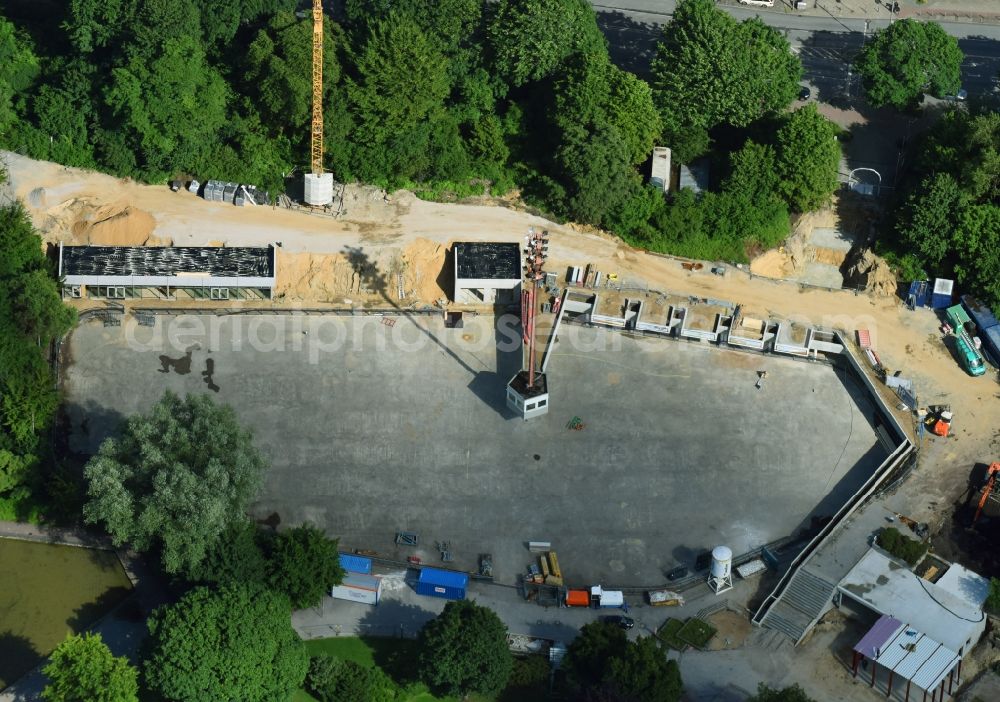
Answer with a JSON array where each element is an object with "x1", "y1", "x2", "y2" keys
[
  {"x1": 837, "y1": 548, "x2": 987, "y2": 656},
  {"x1": 453, "y1": 242, "x2": 521, "y2": 305}
]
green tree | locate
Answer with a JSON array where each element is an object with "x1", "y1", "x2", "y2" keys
[
  {"x1": 563, "y1": 621, "x2": 628, "y2": 690},
  {"x1": 605, "y1": 636, "x2": 683, "y2": 702},
  {"x1": 42, "y1": 632, "x2": 138, "y2": 702},
  {"x1": 896, "y1": 173, "x2": 965, "y2": 269},
  {"x1": 854, "y1": 19, "x2": 963, "y2": 109},
  {"x1": 83, "y1": 391, "x2": 266, "y2": 574},
  {"x1": 0, "y1": 16, "x2": 39, "y2": 137},
  {"x1": 348, "y1": 14, "x2": 450, "y2": 146},
  {"x1": 267, "y1": 523, "x2": 345, "y2": 609},
  {"x1": 488, "y1": 0, "x2": 607, "y2": 88},
  {"x1": 245, "y1": 11, "x2": 340, "y2": 133},
  {"x1": 724, "y1": 140, "x2": 780, "y2": 203},
  {"x1": 652, "y1": 0, "x2": 800, "y2": 162},
  {"x1": 104, "y1": 35, "x2": 229, "y2": 177},
  {"x1": 145, "y1": 584, "x2": 308, "y2": 702},
  {"x1": 0, "y1": 203, "x2": 76, "y2": 496},
  {"x1": 418, "y1": 600, "x2": 513, "y2": 697},
  {"x1": 748, "y1": 683, "x2": 816, "y2": 702},
  {"x1": 774, "y1": 105, "x2": 841, "y2": 212},
  {"x1": 557, "y1": 125, "x2": 637, "y2": 226},
  {"x1": 306, "y1": 656, "x2": 398, "y2": 702},
  {"x1": 181, "y1": 519, "x2": 268, "y2": 586}
]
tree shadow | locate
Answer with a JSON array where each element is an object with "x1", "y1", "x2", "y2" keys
[
  {"x1": 355, "y1": 600, "x2": 441, "y2": 682},
  {"x1": 63, "y1": 399, "x2": 127, "y2": 457},
  {"x1": 65, "y1": 585, "x2": 134, "y2": 632},
  {"x1": 596, "y1": 10, "x2": 661, "y2": 77},
  {"x1": 0, "y1": 631, "x2": 41, "y2": 691}
]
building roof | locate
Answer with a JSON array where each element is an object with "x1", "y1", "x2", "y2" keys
[
  {"x1": 935, "y1": 562, "x2": 990, "y2": 609},
  {"x1": 341, "y1": 572, "x2": 381, "y2": 590},
  {"x1": 417, "y1": 568, "x2": 469, "y2": 588},
  {"x1": 61, "y1": 246, "x2": 273, "y2": 278},
  {"x1": 838, "y1": 549, "x2": 986, "y2": 653},
  {"x1": 454, "y1": 242, "x2": 520, "y2": 281},
  {"x1": 854, "y1": 615, "x2": 960, "y2": 693},
  {"x1": 339, "y1": 553, "x2": 373, "y2": 574}
]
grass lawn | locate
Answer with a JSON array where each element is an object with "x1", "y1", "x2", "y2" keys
[
  {"x1": 656, "y1": 618, "x2": 687, "y2": 651},
  {"x1": 677, "y1": 618, "x2": 717, "y2": 649}
]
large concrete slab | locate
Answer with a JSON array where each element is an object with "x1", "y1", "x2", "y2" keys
[{"x1": 63, "y1": 314, "x2": 887, "y2": 587}]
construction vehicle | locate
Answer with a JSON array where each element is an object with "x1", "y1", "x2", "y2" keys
[
  {"x1": 926, "y1": 405, "x2": 953, "y2": 437},
  {"x1": 973, "y1": 462, "x2": 1000, "y2": 524},
  {"x1": 945, "y1": 304, "x2": 987, "y2": 376}
]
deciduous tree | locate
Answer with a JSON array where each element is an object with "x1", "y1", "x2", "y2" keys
[
  {"x1": 774, "y1": 105, "x2": 841, "y2": 212},
  {"x1": 145, "y1": 584, "x2": 308, "y2": 702},
  {"x1": 651, "y1": 0, "x2": 800, "y2": 162},
  {"x1": 83, "y1": 391, "x2": 265, "y2": 574},
  {"x1": 854, "y1": 19, "x2": 962, "y2": 109},
  {"x1": 42, "y1": 632, "x2": 138, "y2": 702},
  {"x1": 267, "y1": 523, "x2": 345, "y2": 609},
  {"x1": 306, "y1": 656, "x2": 398, "y2": 702},
  {"x1": 0, "y1": 17, "x2": 39, "y2": 136},
  {"x1": 488, "y1": 0, "x2": 606, "y2": 88},
  {"x1": 418, "y1": 600, "x2": 512, "y2": 697}
]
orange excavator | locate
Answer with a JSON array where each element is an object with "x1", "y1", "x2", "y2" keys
[{"x1": 972, "y1": 462, "x2": 1000, "y2": 524}]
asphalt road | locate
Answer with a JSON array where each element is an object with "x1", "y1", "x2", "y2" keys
[{"x1": 592, "y1": 2, "x2": 1000, "y2": 98}]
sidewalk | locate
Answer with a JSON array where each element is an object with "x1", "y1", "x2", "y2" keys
[{"x1": 719, "y1": 0, "x2": 1000, "y2": 25}]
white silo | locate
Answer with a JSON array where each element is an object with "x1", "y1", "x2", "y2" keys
[{"x1": 707, "y1": 545, "x2": 733, "y2": 594}]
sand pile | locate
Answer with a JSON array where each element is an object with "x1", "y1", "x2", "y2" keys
[
  {"x1": 401, "y1": 238, "x2": 448, "y2": 302},
  {"x1": 274, "y1": 250, "x2": 364, "y2": 303},
  {"x1": 71, "y1": 202, "x2": 157, "y2": 246},
  {"x1": 813, "y1": 246, "x2": 848, "y2": 267},
  {"x1": 842, "y1": 248, "x2": 897, "y2": 297}
]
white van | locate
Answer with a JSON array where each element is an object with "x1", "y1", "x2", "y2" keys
[{"x1": 739, "y1": 0, "x2": 775, "y2": 7}]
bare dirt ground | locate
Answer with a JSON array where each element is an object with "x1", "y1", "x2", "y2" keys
[{"x1": 4, "y1": 150, "x2": 998, "y2": 558}]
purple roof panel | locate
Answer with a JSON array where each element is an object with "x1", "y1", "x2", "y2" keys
[{"x1": 854, "y1": 615, "x2": 904, "y2": 658}]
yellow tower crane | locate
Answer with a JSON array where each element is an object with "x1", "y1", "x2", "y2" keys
[{"x1": 304, "y1": 0, "x2": 333, "y2": 206}]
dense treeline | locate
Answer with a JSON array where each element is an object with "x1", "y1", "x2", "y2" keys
[
  {"x1": 886, "y1": 109, "x2": 1000, "y2": 310},
  {"x1": 0, "y1": 197, "x2": 76, "y2": 515},
  {"x1": 0, "y1": 0, "x2": 838, "y2": 263}
]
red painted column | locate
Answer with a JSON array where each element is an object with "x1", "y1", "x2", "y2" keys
[
  {"x1": 872, "y1": 661, "x2": 877, "y2": 687},
  {"x1": 887, "y1": 670, "x2": 894, "y2": 697},
  {"x1": 940, "y1": 677, "x2": 946, "y2": 700},
  {"x1": 948, "y1": 668, "x2": 954, "y2": 694},
  {"x1": 852, "y1": 652, "x2": 860, "y2": 677},
  {"x1": 905, "y1": 678, "x2": 911, "y2": 702}
]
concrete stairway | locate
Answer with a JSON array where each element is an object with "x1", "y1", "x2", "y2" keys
[{"x1": 759, "y1": 568, "x2": 838, "y2": 643}]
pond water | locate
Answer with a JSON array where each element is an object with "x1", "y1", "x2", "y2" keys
[{"x1": 0, "y1": 538, "x2": 133, "y2": 689}]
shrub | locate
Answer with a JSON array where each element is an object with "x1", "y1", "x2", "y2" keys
[{"x1": 878, "y1": 527, "x2": 928, "y2": 565}]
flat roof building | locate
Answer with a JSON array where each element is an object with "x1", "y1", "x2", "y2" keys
[
  {"x1": 59, "y1": 244, "x2": 276, "y2": 301},
  {"x1": 453, "y1": 242, "x2": 521, "y2": 305},
  {"x1": 837, "y1": 549, "x2": 986, "y2": 655}
]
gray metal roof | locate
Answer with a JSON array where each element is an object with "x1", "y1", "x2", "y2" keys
[
  {"x1": 454, "y1": 242, "x2": 520, "y2": 281},
  {"x1": 61, "y1": 246, "x2": 273, "y2": 278}
]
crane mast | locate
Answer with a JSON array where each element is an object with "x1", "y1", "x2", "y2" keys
[
  {"x1": 303, "y1": 0, "x2": 334, "y2": 206},
  {"x1": 310, "y1": 0, "x2": 323, "y2": 177}
]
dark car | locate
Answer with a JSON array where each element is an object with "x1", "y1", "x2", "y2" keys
[
  {"x1": 798, "y1": 86, "x2": 811, "y2": 101},
  {"x1": 603, "y1": 615, "x2": 635, "y2": 630}
]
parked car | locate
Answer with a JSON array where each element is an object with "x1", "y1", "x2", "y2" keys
[
  {"x1": 603, "y1": 615, "x2": 635, "y2": 630},
  {"x1": 945, "y1": 89, "x2": 968, "y2": 102},
  {"x1": 798, "y1": 86, "x2": 811, "y2": 101}
]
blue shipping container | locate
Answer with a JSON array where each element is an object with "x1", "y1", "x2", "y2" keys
[
  {"x1": 339, "y1": 553, "x2": 373, "y2": 574},
  {"x1": 981, "y1": 326, "x2": 1000, "y2": 367},
  {"x1": 907, "y1": 281, "x2": 929, "y2": 309},
  {"x1": 415, "y1": 568, "x2": 468, "y2": 600},
  {"x1": 930, "y1": 278, "x2": 954, "y2": 309},
  {"x1": 961, "y1": 295, "x2": 1000, "y2": 332}
]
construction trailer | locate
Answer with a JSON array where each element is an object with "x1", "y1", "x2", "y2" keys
[
  {"x1": 930, "y1": 278, "x2": 955, "y2": 309},
  {"x1": 649, "y1": 146, "x2": 671, "y2": 193},
  {"x1": 945, "y1": 304, "x2": 987, "y2": 376},
  {"x1": 590, "y1": 585, "x2": 624, "y2": 608},
  {"x1": 961, "y1": 295, "x2": 1000, "y2": 366},
  {"x1": 414, "y1": 568, "x2": 468, "y2": 600},
  {"x1": 330, "y1": 573, "x2": 383, "y2": 605}
]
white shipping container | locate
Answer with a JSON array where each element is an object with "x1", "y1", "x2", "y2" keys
[{"x1": 330, "y1": 573, "x2": 382, "y2": 605}]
